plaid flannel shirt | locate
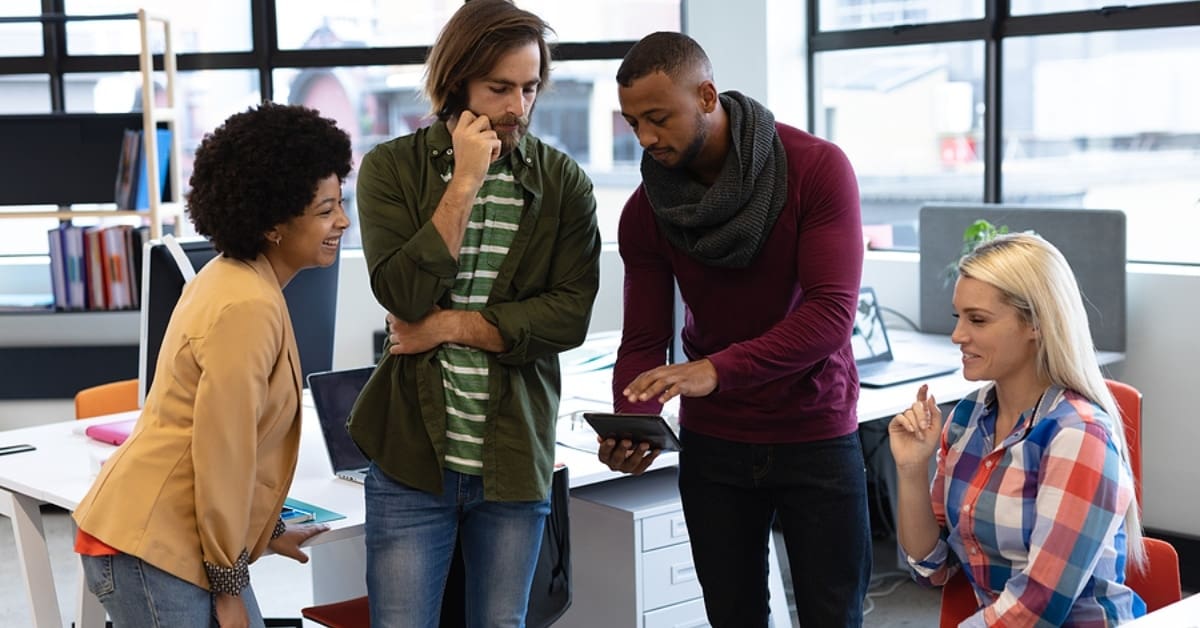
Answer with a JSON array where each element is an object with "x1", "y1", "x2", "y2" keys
[{"x1": 908, "y1": 384, "x2": 1145, "y2": 626}]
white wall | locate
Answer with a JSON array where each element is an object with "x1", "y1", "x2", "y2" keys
[{"x1": 862, "y1": 253, "x2": 1200, "y2": 537}]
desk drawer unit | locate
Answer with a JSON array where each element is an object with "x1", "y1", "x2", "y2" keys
[{"x1": 557, "y1": 468, "x2": 707, "y2": 627}]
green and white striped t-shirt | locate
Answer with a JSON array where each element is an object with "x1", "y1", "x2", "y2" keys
[{"x1": 440, "y1": 161, "x2": 523, "y2": 475}]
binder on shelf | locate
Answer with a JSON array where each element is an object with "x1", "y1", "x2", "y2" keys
[
  {"x1": 63, "y1": 225, "x2": 86, "y2": 310},
  {"x1": 115, "y1": 128, "x2": 171, "y2": 210},
  {"x1": 102, "y1": 226, "x2": 134, "y2": 310},
  {"x1": 134, "y1": 128, "x2": 171, "y2": 210},
  {"x1": 114, "y1": 129, "x2": 140, "y2": 210},
  {"x1": 84, "y1": 227, "x2": 107, "y2": 310},
  {"x1": 46, "y1": 226, "x2": 68, "y2": 311}
]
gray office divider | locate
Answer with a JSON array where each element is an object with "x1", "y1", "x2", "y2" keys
[{"x1": 918, "y1": 204, "x2": 1126, "y2": 351}]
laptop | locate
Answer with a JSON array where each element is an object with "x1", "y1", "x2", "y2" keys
[
  {"x1": 852, "y1": 286, "x2": 958, "y2": 388},
  {"x1": 307, "y1": 366, "x2": 375, "y2": 484},
  {"x1": 84, "y1": 418, "x2": 138, "y2": 446}
]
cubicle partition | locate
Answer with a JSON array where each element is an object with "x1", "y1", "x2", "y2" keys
[{"x1": 918, "y1": 204, "x2": 1127, "y2": 352}]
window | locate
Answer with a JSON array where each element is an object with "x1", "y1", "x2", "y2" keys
[
  {"x1": 809, "y1": 0, "x2": 1200, "y2": 264},
  {"x1": 0, "y1": 0, "x2": 682, "y2": 270}
]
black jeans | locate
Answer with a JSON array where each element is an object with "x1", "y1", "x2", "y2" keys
[{"x1": 678, "y1": 429, "x2": 871, "y2": 627}]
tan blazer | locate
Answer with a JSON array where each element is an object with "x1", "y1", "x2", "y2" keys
[{"x1": 74, "y1": 254, "x2": 303, "y2": 591}]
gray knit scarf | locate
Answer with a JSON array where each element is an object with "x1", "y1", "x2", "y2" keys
[{"x1": 641, "y1": 91, "x2": 787, "y2": 268}]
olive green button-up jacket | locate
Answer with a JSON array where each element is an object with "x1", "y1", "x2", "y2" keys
[{"x1": 350, "y1": 121, "x2": 601, "y2": 501}]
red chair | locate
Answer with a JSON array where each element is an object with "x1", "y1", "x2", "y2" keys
[
  {"x1": 1105, "y1": 379, "x2": 1142, "y2": 505},
  {"x1": 301, "y1": 596, "x2": 369, "y2": 628},
  {"x1": 1126, "y1": 537, "x2": 1183, "y2": 613},
  {"x1": 939, "y1": 537, "x2": 1182, "y2": 625}
]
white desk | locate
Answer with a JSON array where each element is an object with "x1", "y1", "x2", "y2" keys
[
  {"x1": 0, "y1": 399, "x2": 681, "y2": 627},
  {"x1": 0, "y1": 331, "x2": 1123, "y2": 627},
  {"x1": 1123, "y1": 593, "x2": 1200, "y2": 627}
]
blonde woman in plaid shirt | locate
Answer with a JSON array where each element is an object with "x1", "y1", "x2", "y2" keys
[{"x1": 890, "y1": 233, "x2": 1145, "y2": 626}]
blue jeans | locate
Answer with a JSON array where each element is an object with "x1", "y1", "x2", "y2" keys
[
  {"x1": 80, "y1": 553, "x2": 264, "y2": 627},
  {"x1": 678, "y1": 429, "x2": 871, "y2": 628},
  {"x1": 364, "y1": 464, "x2": 550, "y2": 628}
]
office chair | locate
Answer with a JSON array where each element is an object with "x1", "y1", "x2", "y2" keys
[
  {"x1": 74, "y1": 378, "x2": 139, "y2": 420},
  {"x1": 1105, "y1": 379, "x2": 1142, "y2": 505},
  {"x1": 938, "y1": 536, "x2": 1182, "y2": 625},
  {"x1": 300, "y1": 467, "x2": 572, "y2": 628},
  {"x1": 939, "y1": 379, "x2": 1160, "y2": 626}
]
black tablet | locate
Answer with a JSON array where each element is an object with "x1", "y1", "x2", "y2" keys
[{"x1": 582, "y1": 412, "x2": 682, "y2": 452}]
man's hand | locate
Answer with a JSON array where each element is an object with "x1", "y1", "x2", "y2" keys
[
  {"x1": 386, "y1": 308, "x2": 446, "y2": 355},
  {"x1": 451, "y1": 110, "x2": 501, "y2": 184},
  {"x1": 623, "y1": 359, "x2": 718, "y2": 405},
  {"x1": 267, "y1": 522, "x2": 329, "y2": 564},
  {"x1": 597, "y1": 437, "x2": 660, "y2": 475}
]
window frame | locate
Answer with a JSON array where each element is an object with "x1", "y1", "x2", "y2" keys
[{"x1": 806, "y1": 0, "x2": 1200, "y2": 245}]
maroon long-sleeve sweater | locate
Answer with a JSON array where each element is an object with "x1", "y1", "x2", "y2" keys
[{"x1": 613, "y1": 122, "x2": 864, "y2": 443}]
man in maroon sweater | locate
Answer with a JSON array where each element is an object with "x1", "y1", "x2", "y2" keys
[{"x1": 598, "y1": 32, "x2": 870, "y2": 627}]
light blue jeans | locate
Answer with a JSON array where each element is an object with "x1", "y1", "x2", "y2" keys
[
  {"x1": 80, "y1": 552, "x2": 264, "y2": 627},
  {"x1": 364, "y1": 464, "x2": 550, "y2": 628}
]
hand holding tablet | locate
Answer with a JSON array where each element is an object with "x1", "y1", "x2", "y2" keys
[{"x1": 583, "y1": 412, "x2": 682, "y2": 452}]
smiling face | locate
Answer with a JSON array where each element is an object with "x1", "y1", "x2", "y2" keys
[
  {"x1": 462, "y1": 40, "x2": 541, "y2": 155},
  {"x1": 266, "y1": 174, "x2": 348, "y2": 286},
  {"x1": 618, "y1": 70, "x2": 710, "y2": 170},
  {"x1": 951, "y1": 276, "x2": 1041, "y2": 386}
]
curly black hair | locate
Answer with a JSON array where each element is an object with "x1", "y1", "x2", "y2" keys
[{"x1": 188, "y1": 102, "x2": 352, "y2": 260}]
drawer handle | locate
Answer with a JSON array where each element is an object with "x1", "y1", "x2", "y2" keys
[
  {"x1": 670, "y1": 562, "x2": 697, "y2": 585},
  {"x1": 673, "y1": 619, "x2": 709, "y2": 628},
  {"x1": 671, "y1": 518, "x2": 688, "y2": 538}
]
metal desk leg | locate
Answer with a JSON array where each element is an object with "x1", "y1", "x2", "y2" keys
[{"x1": 0, "y1": 489, "x2": 64, "y2": 628}]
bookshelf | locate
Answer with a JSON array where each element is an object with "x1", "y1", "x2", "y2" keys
[
  {"x1": 0, "y1": 10, "x2": 179, "y2": 399},
  {"x1": 0, "y1": 9, "x2": 182, "y2": 240}
]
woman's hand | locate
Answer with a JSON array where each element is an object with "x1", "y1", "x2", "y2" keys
[
  {"x1": 214, "y1": 592, "x2": 249, "y2": 628},
  {"x1": 268, "y1": 523, "x2": 329, "y2": 563},
  {"x1": 888, "y1": 384, "x2": 943, "y2": 470}
]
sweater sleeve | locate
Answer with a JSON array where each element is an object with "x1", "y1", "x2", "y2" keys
[
  {"x1": 612, "y1": 186, "x2": 675, "y2": 414},
  {"x1": 190, "y1": 297, "x2": 283, "y2": 594}
]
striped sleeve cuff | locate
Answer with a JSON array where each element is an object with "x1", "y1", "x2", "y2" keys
[
  {"x1": 907, "y1": 539, "x2": 950, "y2": 578},
  {"x1": 204, "y1": 549, "x2": 250, "y2": 595}
]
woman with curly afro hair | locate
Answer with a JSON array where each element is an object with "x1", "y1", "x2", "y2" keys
[{"x1": 73, "y1": 102, "x2": 353, "y2": 628}]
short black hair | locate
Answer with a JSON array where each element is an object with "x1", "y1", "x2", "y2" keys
[
  {"x1": 616, "y1": 31, "x2": 712, "y2": 88},
  {"x1": 188, "y1": 102, "x2": 352, "y2": 260}
]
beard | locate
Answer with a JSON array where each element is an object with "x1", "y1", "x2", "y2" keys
[
  {"x1": 674, "y1": 111, "x2": 709, "y2": 169},
  {"x1": 496, "y1": 110, "x2": 532, "y2": 156}
]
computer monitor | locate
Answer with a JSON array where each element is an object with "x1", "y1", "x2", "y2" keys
[
  {"x1": 137, "y1": 236, "x2": 340, "y2": 405},
  {"x1": 0, "y1": 113, "x2": 146, "y2": 206}
]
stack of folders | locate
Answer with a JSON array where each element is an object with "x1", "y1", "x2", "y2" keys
[
  {"x1": 46, "y1": 224, "x2": 149, "y2": 311},
  {"x1": 114, "y1": 128, "x2": 172, "y2": 211}
]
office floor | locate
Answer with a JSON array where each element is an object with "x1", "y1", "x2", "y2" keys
[{"x1": 1, "y1": 505, "x2": 944, "y2": 627}]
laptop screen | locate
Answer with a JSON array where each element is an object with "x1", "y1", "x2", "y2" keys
[
  {"x1": 307, "y1": 367, "x2": 374, "y2": 473},
  {"x1": 852, "y1": 287, "x2": 893, "y2": 365}
]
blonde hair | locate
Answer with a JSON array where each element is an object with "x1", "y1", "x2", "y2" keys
[
  {"x1": 959, "y1": 232, "x2": 1145, "y2": 569},
  {"x1": 423, "y1": 0, "x2": 552, "y2": 120}
]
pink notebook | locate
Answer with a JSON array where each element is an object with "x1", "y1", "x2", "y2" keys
[{"x1": 84, "y1": 419, "x2": 138, "y2": 446}]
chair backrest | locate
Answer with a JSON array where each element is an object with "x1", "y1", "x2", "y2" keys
[
  {"x1": 1126, "y1": 537, "x2": 1182, "y2": 613},
  {"x1": 74, "y1": 378, "x2": 139, "y2": 420},
  {"x1": 938, "y1": 537, "x2": 1181, "y2": 625},
  {"x1": 1105, "y1": 379, "x2": 1142, "y2": 505}
]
